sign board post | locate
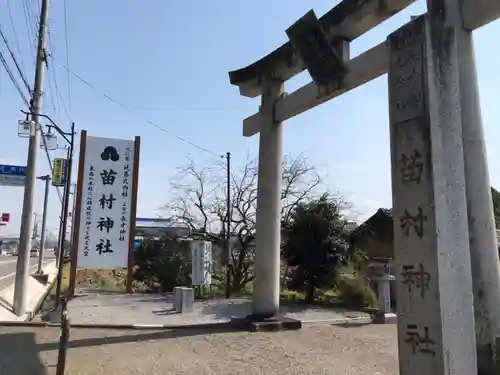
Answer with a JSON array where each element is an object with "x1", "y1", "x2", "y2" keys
[
  {"x1": 0, "y1": 165, "x2": 27, "y2": 187},
  {"x1": 190, "y1": 240, "x2": 212, "y2": 286},
  {"x1": 68, "y1": 131, "x2": 140, "y2": 297}
]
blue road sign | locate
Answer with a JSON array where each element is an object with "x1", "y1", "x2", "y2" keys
[{"x1": 0, "y1": 164, "x2": 27, "y2": 187}]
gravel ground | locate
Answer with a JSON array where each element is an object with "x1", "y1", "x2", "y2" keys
[{"x1": 0, "y1": 323, "x2": 398, "y2": 374}]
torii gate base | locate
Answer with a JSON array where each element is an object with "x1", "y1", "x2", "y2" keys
[{"x1": 230, "y1": 314, "x2": 302, "y2": 333}]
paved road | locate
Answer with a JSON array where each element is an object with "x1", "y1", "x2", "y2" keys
[{"x1": 0, "y1": 253, "x2": 56, "y2": 290}]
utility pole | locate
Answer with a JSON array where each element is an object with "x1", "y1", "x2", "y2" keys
[
  {"x1": 55, "y1": 147, "x2": 70, "y2": 268},
  {"x1": 31, "y1": 213, "x2": 39, "y2": 242},
  {"x1": 55, "y1": 205, "x2": 64, "y2": 268},
  {"x1": 54, "y1": 122, "x2": 75, "y2": 307},
  {"x1": 69, "y1": 183, "x2": 76, "y2": 245},
  {"x1": 13, "y1": 0, "x2": 50, "y2": 316},
  {"x1": 225, "y1": 152, "x2": 231, "y2": 299},
  {"x1": 36, "y1": 175, "x2": 50, "y2": 274}
]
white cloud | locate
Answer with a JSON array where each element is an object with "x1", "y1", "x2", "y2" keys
[{"x1": 342, "y1": 195, "x2": 385, "y2": 224}]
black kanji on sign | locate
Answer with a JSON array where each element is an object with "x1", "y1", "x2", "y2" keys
[
  {"x1": 400, "y1": 206, "x2": 427, "y2": 238},
  {"x1": 96, "y1": 217, "x2": 114, "y2": 233},
  {"x1": 99, "y1": 193, "x2": 116, "y2": 209},
  {"x1": 100, "y1": 169, "x2": 117, "y2": 185},
  {"x1": 400, "y1": 150, "x2": 424, "y2": 184},
  {"x1": 96, "y1": 238, "x2": 113, "y2": 254},
  {"x1": 119, "y1": 228, "x2": 126, "y2": 241},
  {"x1": 405, "y1": 324, "x2": 436, "y2": 356},
  {"x1": 401, "y1": 263, "x2": 431, "y2": 299}
]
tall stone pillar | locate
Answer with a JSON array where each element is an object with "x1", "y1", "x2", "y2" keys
[
  {"x1": 454, "y1": 8, "x2": 500, "y2": 373},
  {"x1": 388, "y1": 15, "x2": 477, "y2": 375},
  {"x1": 252, "y1": 77, "x2": 283, "y2": 317}
]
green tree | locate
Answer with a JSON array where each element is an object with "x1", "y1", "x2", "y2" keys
[
  {"x1": 283, "y1": 194, "x2": 350, "y2": 302},
  {"x1": 134, "y1": 237, "x2": 192, "y2": 292}
]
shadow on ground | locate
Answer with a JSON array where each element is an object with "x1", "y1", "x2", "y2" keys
[
  {"x1": 36, "y1": 326, "x2": 241, "y2": 352},
  {"x1": 336, "y1": 321, "x2": 373, "y2": 329},
  {"x1": 76, "y1": 288, "x2": 126, "y2": 295},
  {"x1": 0, "y1": 331, "x2": 49, "y2": 374},
  {"x1": 199, "y1": 299, "x2": 252, "y2": 319},
  {"x1": 199, "y1": 298, "x2": 326, "y2": 320},
  {"x1": 0, "y1": 295, "x2": 13, "y2": 311}
]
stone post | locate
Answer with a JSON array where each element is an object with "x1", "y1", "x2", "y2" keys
[
  {"x1": 252, "y1": 77, "x2": 283, "y2": 318},
  {"x1": 388, "y1": 14, "x2": 477, "y2": 375}
]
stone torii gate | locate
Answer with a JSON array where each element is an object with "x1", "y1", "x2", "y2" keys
[{"x1": 228, "y1": 0, "x2": 500, "y2": 374}]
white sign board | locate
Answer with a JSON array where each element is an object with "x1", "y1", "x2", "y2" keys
[
  {"x1": 191, "y1": 240, "x2": 212, "y2": 285},
  {"x1": 77, "y1": 136, "x2": 135, "y2": 269}
]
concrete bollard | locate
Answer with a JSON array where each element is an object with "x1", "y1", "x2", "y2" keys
[
  {"x1": 180, "y1": 287, "x2": 194, "y2": 313},
  {"x1": 173, "y1": 287, "x2": 194, "y2": 313},
  {"x1": 173, "y1": 287, "x2": 183, "y2": 313}
]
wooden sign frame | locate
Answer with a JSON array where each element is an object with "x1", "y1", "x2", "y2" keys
[{"x1": 68, "y1": 130, "x2": 141, "y2": 298}]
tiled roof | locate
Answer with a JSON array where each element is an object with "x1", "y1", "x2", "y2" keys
[{"x1": 349, "y1": 208, "x2": 392, "y2": 241}]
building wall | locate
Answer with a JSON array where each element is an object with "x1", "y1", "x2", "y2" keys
[{"x1": 356, "y1": 229, "x2": 394, "y2": 260}]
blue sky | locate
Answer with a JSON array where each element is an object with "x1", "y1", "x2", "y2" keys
[{"x1": 0, "y1": 0, "x2": 499, "y2": 236}]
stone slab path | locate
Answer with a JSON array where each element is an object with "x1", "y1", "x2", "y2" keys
[{"x1": 61, "y1": 293, "x2": 370, "y2": 327}]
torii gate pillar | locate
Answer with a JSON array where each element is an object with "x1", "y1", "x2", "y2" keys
[
  {"x1": 444, "y1": 0, "x2": 500, "y2": 370},
  {"x1": 252, "y1": 77, "x2": 284, "y2": 318}
]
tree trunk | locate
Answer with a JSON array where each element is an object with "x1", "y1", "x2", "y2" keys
[
  {"x1": 281, "y1": 264, "x2": 289, "y2": 290},
  {"x1": 305, "y1": 281, "x2": 315, "y2": 303}
]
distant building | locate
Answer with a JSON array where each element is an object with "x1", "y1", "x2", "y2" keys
[
  {"x1": 350, "y1": 208, "x2": 500, "y2": 260},
  {"x1": 349, "y1": 208, "x2": 394, "y2": 261}
]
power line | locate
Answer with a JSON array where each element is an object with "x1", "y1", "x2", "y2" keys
[
  {"x1": 47, "y1": 29, "x2": 72, "y2": 122},
  {"x1": 48, "y1": 53, "x2": 223, "y2": 158},
  {"x1": 0, "y1": 23, "x2": 31, "y2": 92},
  {"x1": 0, "y1": 49, "x2": 62, "y2": 203},
  {"x1": 45, "y1": 60, "x2": 58, "y2": 114},
  {"x1": 21, "y1": 0, "x2": 36, "y2": 64},
  {"x1": 6, "y1": 0, "x2": 27, "y2": 76},
  {"x1": 0, "y1": 30, "x2": 62, "y2": 202},
  {"x1": 0, "y1": 50, "x2": 30, "y2": 106},
  {"x1": 63, "y1": 0, "x2": 71, "y2": 110}
]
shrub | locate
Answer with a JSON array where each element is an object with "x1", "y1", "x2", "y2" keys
[
  {"x1": 337, "y1": 275, "x2": 378, "y2": 309},
  {"x1": 134, "y1": 237, "x2": 192, "y2": 292},
  {"x1": 280, "y1": 289, "x2": 306, "y2": 303}
]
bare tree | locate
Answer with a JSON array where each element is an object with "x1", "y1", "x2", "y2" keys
[{"x1": 163, "y1": 154, "x2": 322, "y2": 293}]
